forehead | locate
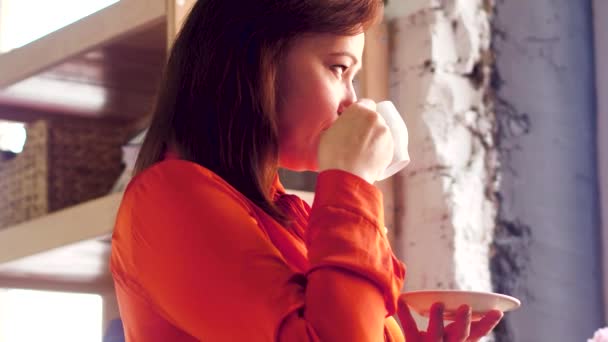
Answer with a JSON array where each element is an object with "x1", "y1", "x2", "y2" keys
[{"x1": 290, "y1": 33, "x2": 365, "y2": 57}]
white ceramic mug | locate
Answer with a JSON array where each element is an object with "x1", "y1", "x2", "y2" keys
[{"x1": 376, "y1": 101, "x2": 410, "y2": 181}]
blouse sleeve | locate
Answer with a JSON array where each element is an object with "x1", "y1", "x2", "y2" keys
[{"x1": 120, "y1": 162, "x2": 405, "y2": 341}]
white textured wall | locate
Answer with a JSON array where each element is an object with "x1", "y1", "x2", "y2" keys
[
  {"x1": 384, "y1": 0, "x2": 427, "y2": 20},
  {"x1": 593, "y1": 0, "x2": 608, "y2": 324},
  {"x1": 389, "y1": 0, "x2": 496, "y2": 293}
]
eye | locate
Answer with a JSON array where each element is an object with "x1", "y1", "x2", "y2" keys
[{"x1": 331, "y1": 64, "x2": 349, "y2": 76}]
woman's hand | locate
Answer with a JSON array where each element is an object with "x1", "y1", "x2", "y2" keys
[
  {"x1": 397, "y1": 296, "x2": 504, "y2": 342},
  {"x1": 318, "y1": 99, "x2": 394, "y2": 184}
]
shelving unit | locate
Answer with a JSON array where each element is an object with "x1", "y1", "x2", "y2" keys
[
  {"x1": 0, "y1": 194, "x2": 121, "y2": 293},
  {"x1": 0, "y1": 0, "x2": 193, "y2": 293},
  {"x1": 0, "y1": 0, "x2": 168, "y2": 121}
]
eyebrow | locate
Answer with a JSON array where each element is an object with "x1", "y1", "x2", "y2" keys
[{"x1": 328, "y1": 52, "x2": 360, "y2": 66}]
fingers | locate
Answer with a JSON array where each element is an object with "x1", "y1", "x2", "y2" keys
[
  {"x1": 426, "y1": 302, "x2": 445, "y2": 341},
  {"x1": 468, "y1": 310, "x2": 503, "y2": 341},
  {"x1": 444, "y1": 305, "x2": 472, "y2": 342},
  {"x1": 396, "y1": 298, "x2": 501, "y2": 342},
  {"x1": 318, "y1": 97, "x2": 392, "y2": 183},
  {"x1": 397, "y1": 297, "x2": 421, "y2": 342}
]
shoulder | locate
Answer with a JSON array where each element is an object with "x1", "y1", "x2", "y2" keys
[{"x1": 122, "y1": 159, "x2": 254, "y2": 221}]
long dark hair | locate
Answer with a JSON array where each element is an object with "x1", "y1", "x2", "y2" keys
[{"x1": 135, "y1": 0, "x2": 382, "y2": 222}]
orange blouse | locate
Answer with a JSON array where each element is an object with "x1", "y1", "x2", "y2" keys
[{"x1": 110, "y1": 158, "x2": 406, "y2": 341}]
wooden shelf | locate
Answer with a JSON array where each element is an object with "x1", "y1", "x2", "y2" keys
[
  {"x1": 0, "y1": 189, "x2": 313, "y2": 293},
  {"x1": 0, "y1": 193, "x2": 122, "y2": 292},
  {"x1": 0, "y1": 0, "x2": 168, "y2": 122}
]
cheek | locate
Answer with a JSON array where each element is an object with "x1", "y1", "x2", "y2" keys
[
  {"x1": 284, "y1": 93, "x2": 336, "y2": 140},
  {"x1": 298, "y1": 78, "x2": 339, "y2": 122},
  {"x1": 276, "y1": 66, "x2": 340, "y2": 148},
  {"x1": 280, "y1": 78, "x2": 335, "y2": 128},
  {"x1": 278, "y1": 102, "x2": 319, "y2": 140}
]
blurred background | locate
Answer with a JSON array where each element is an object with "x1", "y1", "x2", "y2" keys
[{"x1": 0, "y1": 1, "x2": 605, "y2": 341}]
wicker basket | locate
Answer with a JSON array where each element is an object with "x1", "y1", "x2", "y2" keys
[{"x1": 0, "y1": 118, "x2": 132, "y2": 228}]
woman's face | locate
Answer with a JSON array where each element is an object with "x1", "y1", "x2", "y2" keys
[{"x1": 276, "y1": 32, "x2": 365, "y2": 171}]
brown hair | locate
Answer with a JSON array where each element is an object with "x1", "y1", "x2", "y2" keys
[{"x1": 135, "y1": 0, "x2": 383, "y2": 222}]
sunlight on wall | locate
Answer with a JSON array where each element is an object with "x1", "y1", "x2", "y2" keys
[
  {"x1": 0, "y1": 289, "x2": 102, "y2": 342},
  {"x1": 0, "y1": 0, "x2": 120, "y2": 52}
]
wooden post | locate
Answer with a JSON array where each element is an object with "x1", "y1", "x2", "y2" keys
[
  {"x1": 166, "y1": 0, "x2": 197, "y2": 50},
  {"x1": 359, "y1": 21, "x2": 400, "y2": 245},
  {"x1": 0, "y1": 0, "x2": 4, "y2": 52},
  {"x1": 360, "y1": 22, "x2": 390, "y2": 102}
]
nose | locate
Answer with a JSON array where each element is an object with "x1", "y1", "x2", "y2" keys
[{"x1": 337, "y1": 83, "x2": 358, "y2": 114}]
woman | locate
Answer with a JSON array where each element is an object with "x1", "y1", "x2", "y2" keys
[{"x1": 110, "y1": 0, "x2": 503, "y2": 341}]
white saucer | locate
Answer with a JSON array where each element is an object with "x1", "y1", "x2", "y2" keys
[{"x1": 401, "y1": 290, "x2": 521, "y2": 321}]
